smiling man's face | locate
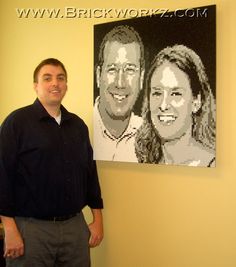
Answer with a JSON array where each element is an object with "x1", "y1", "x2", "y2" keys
[
  {"x1": 34, "y1": 64, "x2": 67, "y2": 108},
  {"x1": 97, "y1": 41, "x2": 143, "y2": 120}
]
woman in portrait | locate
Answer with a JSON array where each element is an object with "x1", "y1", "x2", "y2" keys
[{"x1": 135, "y1": 44, "x2": 216, "y2": 167}]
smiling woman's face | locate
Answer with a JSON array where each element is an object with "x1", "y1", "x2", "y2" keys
[{"x1": 149, "y1": 61, "x2": 196, "y2": 141}]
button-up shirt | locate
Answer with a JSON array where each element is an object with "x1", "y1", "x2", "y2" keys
[
  {"x1": 93, "y1": 98, "x2": 143, "y2": 162},
  {"x1": 0, "y1": 99, "x2": 103, "y2": 218}
]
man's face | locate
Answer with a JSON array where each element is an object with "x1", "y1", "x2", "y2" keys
[
  {"x1": 34, "y1": 64, "x2": 67, "y2": 107},
  {"x1": 97, "y1": 41, "x2": 143, "y2": 120}
]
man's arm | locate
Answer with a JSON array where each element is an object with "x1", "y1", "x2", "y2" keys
[
  {"x1": 0, "y1": 116, "x2": 24, "y2": 258},
  {"x1": 83, "y1": 124, "x2": 104, "y2": 247},
  {"x1": 0, "y1": 216, "x2": 24, "y2": 258},
  {"x1": 88, "y1": 209, "x2": 103, "y2": 247}
]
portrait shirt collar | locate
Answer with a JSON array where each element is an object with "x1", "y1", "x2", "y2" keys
[{"x1": 94, "y1": 97, "x2": 142, "y2": 141}]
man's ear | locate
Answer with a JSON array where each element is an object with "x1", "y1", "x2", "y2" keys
[
  {"x1": 140, "y1": 69, "x2": 145, "y2": 90},
  {"x1": 33, "y1": 82, "x2": 38, "y2": 93},
  {"x1": 96, "y1": 66, "x2": 101, "y2": 88},
  {"x1": 192, "y1": 93, "x2": 201, "y2": 113}
]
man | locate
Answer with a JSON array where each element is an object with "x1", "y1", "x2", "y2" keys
[
  {"x1": 94, "y1": 25, "x2": 145, "y2": 162},
  {"x1": 0, "y1": 58, "x2": 103, "y2": 267}
]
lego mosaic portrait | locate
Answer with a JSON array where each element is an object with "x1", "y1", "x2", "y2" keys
[{"x1": 93, "y1": 5, "x2": 216, "y2": 167}]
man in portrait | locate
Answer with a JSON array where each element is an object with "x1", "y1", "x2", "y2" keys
[{"x1": 93, "y1": 25, "x2": 145, "y2": 162}]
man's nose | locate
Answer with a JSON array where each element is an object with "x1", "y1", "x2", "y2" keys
[
  {"x1": 52, "y1": 78, "x2": 59, "y2": 87},
  {"x1": 116, "y1": 69, "x2": 126, "y2": 89}
]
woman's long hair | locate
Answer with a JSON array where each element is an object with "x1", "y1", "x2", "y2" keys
[{"x1": 135, "y1": 44, "x2": 216, "y2": 163}]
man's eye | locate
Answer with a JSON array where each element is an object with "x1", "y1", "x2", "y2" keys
[
  {"x1": 124, "y1": 67, "x2": 136, "y2": 75},
  {"x1": 43, "y1": 77, "x2": 51, "y2": 81},
  {"x1": 124, "y1": 65, "x2": 138, "y2": 75},
  {"x1": 107, "y1": 67, "x2": 117, "y2": 74}
]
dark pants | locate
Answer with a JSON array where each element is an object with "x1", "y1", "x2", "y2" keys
[
  {"x1": 0, "y1": 237, "x2": 6, "y2": 266},
  {"x1": 6, "y1": 213, "x2": 90, "y2": 267}
]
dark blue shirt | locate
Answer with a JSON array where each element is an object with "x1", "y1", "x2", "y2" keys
[{"x1": 0, "y1": 99, "x2": 103, "y2": 218}]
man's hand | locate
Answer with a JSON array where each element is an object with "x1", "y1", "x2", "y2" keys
[
  {"x1": 1, "y1": 216, "x2": 24, "y2": 259},
  {"x1": 88, "y1": 209, "x2": 103, "y2": 247}
]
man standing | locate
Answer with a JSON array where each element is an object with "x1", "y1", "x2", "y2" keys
[
  {"x1": 0, "y1": 58, "x2": 103, "y2": 267},
  {"x1": 94, "y1": 25, "x2": 145, "y2": 162}
]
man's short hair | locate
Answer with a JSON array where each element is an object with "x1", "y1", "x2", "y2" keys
[
  {"x1": 33, "y1": 58, "x2": 67, "y2": 83},
  {"x1": 98, "y1": 25, "x2": 145, "y2": 69}
]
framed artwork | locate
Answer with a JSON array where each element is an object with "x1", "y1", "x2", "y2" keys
[{"x1": 93, "y1": 5, "x2": 216, "y2": 167}]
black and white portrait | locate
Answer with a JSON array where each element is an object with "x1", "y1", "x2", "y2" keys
[{"x1": 93, "y1": 5, "x2": 216, "y2": 167}]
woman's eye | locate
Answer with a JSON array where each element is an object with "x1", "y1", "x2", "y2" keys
[
  {"x1": 151, "y1": 91, "x2": 162, "y2": 97},
  {"x1": 171, "y1": 92, "x2": 182, "y2": 96}
]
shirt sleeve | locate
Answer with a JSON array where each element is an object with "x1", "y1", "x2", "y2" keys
[
  {"x1": 0, "y1": 115, "x2": 18, "y2": 216},
  {"x1": 85, "y1": 126, "x2": 103, "y2": 209}
]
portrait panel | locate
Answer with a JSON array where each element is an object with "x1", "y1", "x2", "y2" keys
[{"x1": 93, "y1": 5, "x2": 216, "y2": 167}]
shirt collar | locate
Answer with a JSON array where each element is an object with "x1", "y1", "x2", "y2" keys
[
  {"x1": 32, "y1": 98, "x2": 73, "y2": 122},
  {"x1": 94, "y1": 97, "x2": 142, "y2": 141}
]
